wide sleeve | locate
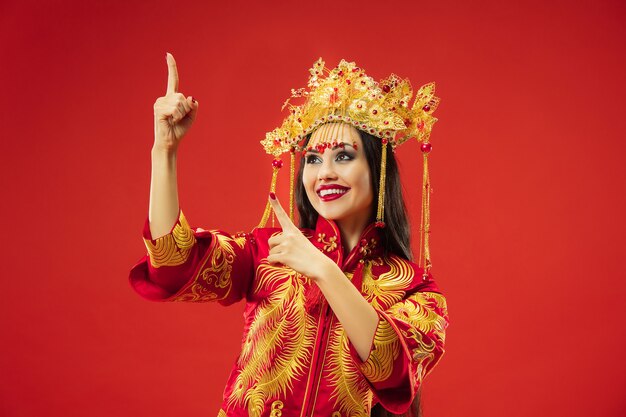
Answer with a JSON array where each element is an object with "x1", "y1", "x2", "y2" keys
[
  {"x1": 128, "y1": 208, "x2": 256, "y2": 305},
  {"x1": 348, "y1": 277, "x2": 449, "y2": 413}
]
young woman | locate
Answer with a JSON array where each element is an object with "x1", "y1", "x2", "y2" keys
[{"x1": 129, "y1": 54, "x2": 449, "y2": 417}]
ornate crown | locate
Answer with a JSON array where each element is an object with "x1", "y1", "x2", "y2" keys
[{"x1": 261, "y1": 58, "x2": 440, "y2": 156}]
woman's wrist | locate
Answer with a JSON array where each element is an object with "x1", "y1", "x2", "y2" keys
[
  {"x1": 151, "y1": 146, "x2": 178, "y2": 167},
  {"x1": 152, "y1": 144, "x2": 177, "y2": 157},
  {"x1": 312, "y1": 255, "x2": 343, "y2": 284}
]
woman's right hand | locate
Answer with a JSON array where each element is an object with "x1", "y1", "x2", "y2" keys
[{"x1": 153, "y1": 53, "x2": 198, "y2": 153}]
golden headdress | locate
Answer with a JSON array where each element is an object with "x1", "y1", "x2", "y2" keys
[{"x1": 259, "y1": 58, "x2": 440, "y2": 276}]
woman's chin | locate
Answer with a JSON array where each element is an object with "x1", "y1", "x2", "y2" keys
[{"x1": 315, "y1": 208, "x2": 350, "y2": 223}]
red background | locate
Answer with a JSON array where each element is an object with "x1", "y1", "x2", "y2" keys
[{"x1": 1, "y1": 0, "x2": 625, "y2": 416}]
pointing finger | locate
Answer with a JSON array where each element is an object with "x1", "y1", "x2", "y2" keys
[
  {"x1": 269, "y1": 193, "x2": 297, "y2": 232},
  {"x1": 166, "y1": 52, "x2": 179, "y2": 95}
]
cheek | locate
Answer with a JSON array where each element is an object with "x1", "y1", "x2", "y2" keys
[
  {"x1": 348, "y1": 163, "x2": 372, "y2": 198},
  {"x1": 359, "y1": 176, "x2": 373, "y2": 202},
  {"x1": 302, "y1": 167, "x2": 317, "y2": 194}
]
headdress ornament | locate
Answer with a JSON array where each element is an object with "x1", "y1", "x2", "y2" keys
[{"x1": 258, "y1": 58, "x2": 440, "y2": 277}]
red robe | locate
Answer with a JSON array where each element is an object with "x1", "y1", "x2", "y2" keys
[{"x1": 129, "y1": 209, "x2": 449, "y2": 417}]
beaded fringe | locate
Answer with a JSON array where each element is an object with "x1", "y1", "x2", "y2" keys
[{"x1": 418, "y1": 152, "x2": 432, "y2": 276}]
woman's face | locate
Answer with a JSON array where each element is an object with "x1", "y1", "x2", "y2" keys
[{"x1": 303, "y1": 122, "x2": 374, "y2": 227}]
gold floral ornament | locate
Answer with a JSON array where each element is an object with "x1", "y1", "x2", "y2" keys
[
  {"x1": 258, "y1": 58, "x2": 440, "y2": 277},
  {"x1": 317, "y1": 233, "x2": 338, "y2": 253}
]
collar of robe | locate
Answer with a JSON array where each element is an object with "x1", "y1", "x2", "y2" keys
[{"x1": 307, "y1": 215, "x2": 384, "y2": 273}]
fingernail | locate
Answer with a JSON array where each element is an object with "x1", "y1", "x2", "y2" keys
[{"x1": 269, "y1": 192, "x2": 276, "y2": 200}]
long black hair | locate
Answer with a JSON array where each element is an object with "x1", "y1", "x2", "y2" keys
[{"x1": 295, "y1": 127, "x2": 423, "y2": 417}]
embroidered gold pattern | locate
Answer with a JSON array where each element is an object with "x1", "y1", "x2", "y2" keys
[
  {"x1": 359, "y1": 319, "x2": 400, "y2": 383},
  {"x1": 388, "y1": 291, "x2": 448, "y2": 384},
  {"x1": 172, "y1": 231, "x2": 237, "y2": 302},
  {"x1": 357, "y1": 257, "x2": 447, "y2": 385},
  {"x1": 270, "y1": 400, "x2": 284, "y2": 416},
  {"x1": 358, "y1": 238, "x2": 378, "y2": 259},
  {"x1": 144, "y1": 210, "x2": 196, "y2": 268},
  {"x1": 216, "y1": 410, "x2": 226, "y2": 417},
  {"x1": 210, "y1": 253, "x2": 445, "y2": 416},
  {"x1": 227, "y1": 262, "x2": 316, "y2": 417},
  {"x1": 390, "y1": 291, "x2": 447, "y2": 341},
  {"x1": 322, "y1": 255, "x2": 419, "y2": 415},
  {"x1": 362, "y1": 255, "x2": 414, "y2": 309},
  {"x1": 326, "y1": 325, "x2": 373, "y2": 417},
  {"x1": 233, "y1": 234, "x2": 247, "y2": 249},
  {"x1": 317, "y1": 233, "x2": 338, "y2": 252}
]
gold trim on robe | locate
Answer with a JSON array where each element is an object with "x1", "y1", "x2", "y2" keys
[{"x1": 143, "y1": 210, "x2": 196, "y2": 268}]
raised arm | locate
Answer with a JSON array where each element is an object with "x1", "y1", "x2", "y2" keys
[
  {"x1": 130, "y1": 53, "x2": 259, "y2": 304},
  {"x1": 149, "y1": 53, "x2": 198, "y2": 238}
]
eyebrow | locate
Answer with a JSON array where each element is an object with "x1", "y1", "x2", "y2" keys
[{"x1": 305, "y1": 142, "x2": 355, "y2": 154}]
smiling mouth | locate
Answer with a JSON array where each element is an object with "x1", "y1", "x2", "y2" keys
[
  {"x1": 319, "y1": 188, "x2": 347, "y2": 197},
  {"x1": 317, "y1": 187, "x2": 350, "y2": 201}
]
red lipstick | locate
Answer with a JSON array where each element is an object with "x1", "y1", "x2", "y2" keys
[{"x1": 316, "y1": 184, "x2": 350, "y2": 202}]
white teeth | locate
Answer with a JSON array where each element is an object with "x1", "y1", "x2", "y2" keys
[{"x1": 319, "y1": 189, "x2": 347, "y2": 197}]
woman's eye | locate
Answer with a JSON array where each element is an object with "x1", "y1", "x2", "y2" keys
[
  {"x1": 336, "y1": 152, "x2": 354, "y2": 161},
  {"x1": 305, "y1": 154, "x2": 321, "y2": 164}
]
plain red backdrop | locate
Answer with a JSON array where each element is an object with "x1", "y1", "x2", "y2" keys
[{"x1": 1, "y1": 0, "x2": 625, "y2": 416}]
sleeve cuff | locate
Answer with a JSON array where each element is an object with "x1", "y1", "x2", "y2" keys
[
  {"x1": 142, "y1": 209, "x2": 197, "y2": 268},
  {"x1": 347, "y1": 312, "x2": 414, "y2": 413},
  {"x1": 348, "y1": 312, "x2": 402, "y2": 383}
]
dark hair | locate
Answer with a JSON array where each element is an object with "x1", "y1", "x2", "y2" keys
[{"x1": 295, "y1": 127, "x2": 422, "y2": 416}]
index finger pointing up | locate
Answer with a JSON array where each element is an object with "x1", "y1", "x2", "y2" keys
[
  {"x1": 166, "y1": 52, "x2": 179, "y2": 95},
  {"x1": 269, "y1": 193, "x2": 297, "y2": 232}
]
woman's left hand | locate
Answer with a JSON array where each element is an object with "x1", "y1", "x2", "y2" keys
[{"x1": 266, "y1": 194, "x2": 335, "y2": 281}]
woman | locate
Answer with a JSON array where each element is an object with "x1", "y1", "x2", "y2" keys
[{"x1": 130, "y1": 53, "x2": 449, "y2": 417}]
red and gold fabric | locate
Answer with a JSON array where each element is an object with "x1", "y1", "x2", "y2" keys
[{"x1": 129, "y1": 209, "x2": 449, "y2": 417}]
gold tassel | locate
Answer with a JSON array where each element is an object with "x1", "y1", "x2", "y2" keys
[
  {"x1": 257, "y1": 160, "x2": 281, "y2": 228},
  {"x1": 375, "y1": 140, "x2": 388, "y2": 227},
  {"x1": 289, "y1": 148, "x2": 295, "y2": 222},
  {"x1": 419, "y1": 151, "x2": 432, "y2": 274}
]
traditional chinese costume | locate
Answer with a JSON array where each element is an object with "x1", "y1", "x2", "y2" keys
[{"x1": 129, "y1": 209, "x2": 449, "y2": 417}]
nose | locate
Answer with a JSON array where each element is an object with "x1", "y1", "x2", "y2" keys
[{"x1": 317, "y1": 157, "x2": 338, "y2": 182}]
